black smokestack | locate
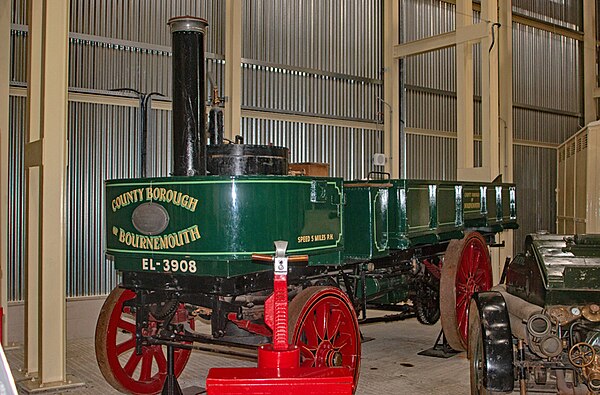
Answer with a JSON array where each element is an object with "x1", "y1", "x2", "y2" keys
[{"x1": 168, "y1": 16, "x2": 208, "y2": 176}]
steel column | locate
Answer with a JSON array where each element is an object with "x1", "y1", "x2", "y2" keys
[
  {"x1": 583, "y1": 0, "x2": 598, "y2": 123},
  {"x1": 25, "y1": 0, "x2": 43, "y2": 376},
  {"x1": 225, "y1": 0, "x2": 242, "y2": 141},
  {"x1": 498, "y1": 0, "x2": 515, "y2": 275},
  {"x1": 23, "y1": 0, "x2": 83, "y2": 390},
  {"x1": 0, "y1": 0, "x2": 10, "y2": 346},
  {"x1": 455, "y1": 0, "x2": 475, "y2": 180},
  {"x1": 383, "y1": 0, "x2": 400, "y2": 177}
]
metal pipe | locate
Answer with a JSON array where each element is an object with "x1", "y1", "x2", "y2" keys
[{"x1": 168, "y1": 16, "x2": 208, "y2": 176}]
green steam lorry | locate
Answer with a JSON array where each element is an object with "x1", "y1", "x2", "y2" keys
[{"x1": 94, "y1": 16, "x2": 517, "y2": 394}]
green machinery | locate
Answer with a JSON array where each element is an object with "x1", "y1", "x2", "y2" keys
[{"x1": 94, "y1": 16, "x2": 518, "y2": 395}]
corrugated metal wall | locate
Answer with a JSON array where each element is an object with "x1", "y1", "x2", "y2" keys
[
  {"x1": 6, "y1": 0, "x2": 588, "y2": 299},
  {"x1": 8, "y1": 0, "x2": 383, "y2": 300},
  {"x1": 7, "y1": 96, "x2": 26, "y2": 302},
  {"x1": 66, "y1": 102, "x2": 140, "y2": 297},
  {"x1": 240, "y1": 0, "x2": 384, "y2": 179},
  {"x1": 401, "y1": 0, "x2": 583, "y2": 245}
]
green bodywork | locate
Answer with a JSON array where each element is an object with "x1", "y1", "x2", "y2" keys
[
  {"x1": 507, "y1": 234, "x2": 600, "y2": 305},
  {"x1": 343, "y1": 184, "x2": 389, "y2": 259},
  {"x1": 344, "y1": 179, "x2": 518, "y2": 254},
  {"x1": 106, "y1": 175, "x2": 517, "y2": 302},
  {"x1": 106, "y1": 175, "x2": 344, "y2": 276}
]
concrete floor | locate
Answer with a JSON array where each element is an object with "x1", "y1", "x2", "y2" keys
[{"x1": 5, "y1": 317, "x2": 471, "y2": 394}]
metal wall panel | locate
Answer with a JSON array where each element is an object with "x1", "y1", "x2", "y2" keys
[
  {"x1": 66, "y1": 102, "x2": 140, "y2": 297},
  {"x1": 242, "y1": 0, "x2": 381, "y2": 80},
  {"x1": 11, "y1": 0, "x2": 27, "y2": 24},
  {"x1": 69, "y1": 0, "x2": 225, "y2": 53},
  {"x1": 10, "y1": 30, "x2": 27, "y2": 84},
  {"x1": 405, "y1": 134, "x2": 457, "y2": 180},
  {"x1": 401, "y1": 0, "x2": 455, "y2": 42},
  {"x1": 513, "y1": 145, "x2": 557, "y2": 245},
  {"x1": 241, "y1": 117, "x2": 383, "y2": 180},
  {"x1": 147, "y1": 108, "x2": 173, "y2": 178},
  {"x1": 241, "y1": 65, "x2": 381, "y2": 122},
  {"x1": 8, "y1": 96, "x2": 26, "y2": 302},
  {"x1": 513, "y1": 0, "x2": 582, "y2": 31},
  {"x1": 68, "y1": 38, "x2": 225, "y2": 98},
  {"x1": 512, "y1": 22, "x2": 582, "y2": 138}
]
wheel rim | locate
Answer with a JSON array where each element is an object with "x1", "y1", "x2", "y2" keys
[
  {"x1": 468, "y1": 300, "x2": 489, "y2": 395},
  {"x1": 289, "y1": 286, "x2": 361, "y2": 391},
  {"x1": 441, "y1": 232, "x2": 492, "y2": 351},
  {"x1": 95, "y1": 287, "x2": 193, "y2": 394}
]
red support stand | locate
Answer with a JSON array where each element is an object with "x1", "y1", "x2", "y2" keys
[{"x1": 206, "y1": 241, "x2": 354, "y2": 394}]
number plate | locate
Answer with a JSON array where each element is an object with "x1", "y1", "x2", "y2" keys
[{"x1": 141, "y1": 258, "x2": 197, "y2": 273}]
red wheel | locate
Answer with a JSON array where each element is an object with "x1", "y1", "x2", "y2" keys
[
  {"x1": 95, "y1": 287, "x2": 193, "y2": 394},
  {"x1": 288, "y1": 286, "x2": 361, "y2": 392},
  {"x1": 440, "y1": 232, "x2": 492, "y2": 351}
]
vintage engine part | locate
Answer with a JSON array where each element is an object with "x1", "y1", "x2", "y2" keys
[
  {"x1": 547, "y1": 305, "x2": 582, "y2": 326},
  {"x1": 583, "y1": 304, "x2": 600, "y2": 322},
  {"x1": 569, "y1": 341, "x2": 600, "y2": 392},
  {"x1": 170, "y1": 16, "x2": 208, "y2": 176},
  {"x1": 207, "y1": 144, "x2": 289, "y2": 176},
  {"x1": 526, "y1": 313, "x2": 563, "y2": 358}
]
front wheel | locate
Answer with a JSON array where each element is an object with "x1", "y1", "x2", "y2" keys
[
  {"x1": 95, "y1": 287, "x2": 193, "y2": 394},
  {"x1": 288, "y1": 286, "x2": 361, "y2": 392},
  {"x1": 468, "y1": 293, "x2": 514, "y2": 395}
]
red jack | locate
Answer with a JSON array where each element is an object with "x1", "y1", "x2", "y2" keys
[{"x1": 206, "y1": 241, "x2": 354, "y2": 394}]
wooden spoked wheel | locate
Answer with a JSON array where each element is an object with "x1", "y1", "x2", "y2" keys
[
  {"x1": 440, "y1": 232, "x2": 493, "y2": 351},
  {"x1": 289, "y1": 286, "x2": 361, "y2": 392},
  {"x1": 95, "y1": 287, "x2": 193, "y2": 394}
]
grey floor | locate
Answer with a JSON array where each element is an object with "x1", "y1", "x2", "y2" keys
[{"x1": 5, "y1": 317, "x2": 471, "y2": 394}]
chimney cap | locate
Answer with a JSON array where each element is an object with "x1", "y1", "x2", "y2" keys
[{"x1": 168, "y1": 16, "x2": 208, "y2": 34}]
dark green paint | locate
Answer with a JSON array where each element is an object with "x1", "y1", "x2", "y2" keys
[
  {"x1": 106, "y1": 175, "x2": 344, "y2": 275},
  {"x1": 507, "y1": 234, "x2": 600, "y2": 306},
  {"x1": 343, "y1": 185, "x2": 389, "y2": 259}
]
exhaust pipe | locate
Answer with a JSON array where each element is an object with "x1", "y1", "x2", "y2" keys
[{"x1": 168, "y1": 16, "x2": 208, "y2": 176}]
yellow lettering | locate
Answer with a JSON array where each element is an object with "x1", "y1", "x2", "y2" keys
[
  {"x1": 181, "y1": 195, "x2": 189, "y2": 209},
  {"x1": 119, "y1": 228, "x2": 126, "y2": 243},
  {"x1": 173, "y1": 191, "x2": 182, "y2": 206},
  {"x1": 189, "y1": 225, "x2": 201, "y2": 241},
  {"x1": 187, "y1": 197, "x2": 198, "y2": 212}
]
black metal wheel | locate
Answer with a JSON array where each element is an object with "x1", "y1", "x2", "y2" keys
[
  {"x1": 414, "y1": 268, "x2": 440, "y2": 325},
  {"x1": 468, "y1": 293, "x2": 514, "y2": 395},
  {"x1": 469, "y1": 302, "x2": 496, "y2": 395}
]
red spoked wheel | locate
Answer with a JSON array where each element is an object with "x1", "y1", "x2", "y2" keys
[
  {"x1": 95, "y1": 287, "x2": 193, "y2": 394},
  {"x1": 440, "y1": 232, "x2": 493, "y2": 351},
  {"x1": 288, "y1": 286, "x2": 361, "y2": 392}
]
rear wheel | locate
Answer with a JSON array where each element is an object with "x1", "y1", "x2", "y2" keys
[
  {"x1": 95, "y1": 287, "x2": 193, "y2": 394},
  {"x1": 288, "y1": 286, "x2": 361, "y2": 392},
  {"x1": 414, "y1": 267, "x2": 440, "y2": 325},
  {"x1": 440, "y1": 232, "x2": 493, "y2": 351}
]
